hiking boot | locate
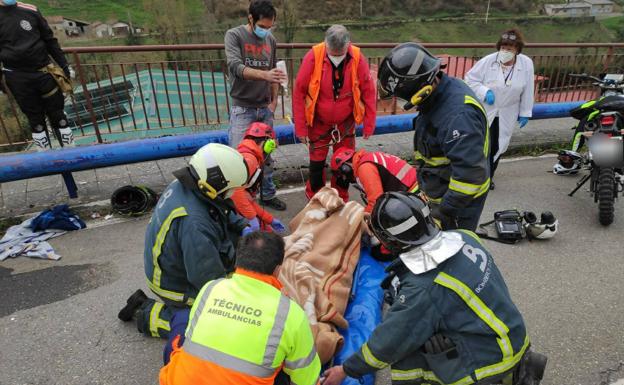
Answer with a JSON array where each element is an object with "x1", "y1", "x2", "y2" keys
[
  {"x1": 261, "y1": 197, "x2": 287, "y2": 211},
  {"x1": 118, "y1": 289, "x2": 148, "y2": 322}
]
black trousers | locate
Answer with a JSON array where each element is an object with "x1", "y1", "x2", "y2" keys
[
  {"x1": 489, "y1": 117, "x2": 501, "y2": 179},
  {"x1": 3, "y1": 70, "x2": 67, "y2": 133}
]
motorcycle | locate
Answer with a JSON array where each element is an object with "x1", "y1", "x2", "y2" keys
[{"x1": 565, "y1": 73, "x2": 624, "y2": 226}]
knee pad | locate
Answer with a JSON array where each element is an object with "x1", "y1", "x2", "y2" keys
[{"x1": 49, "y1": 110, "x2": 68, "y2": 129}]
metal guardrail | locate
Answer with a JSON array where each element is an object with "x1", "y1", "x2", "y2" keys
[{"x1": 1, "y1": 42, "x2": 623, "y2": 149}]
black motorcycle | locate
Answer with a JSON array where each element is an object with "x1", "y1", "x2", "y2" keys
[{"x1": 564, "y1": 73, "x2": 624, "y2": 225}]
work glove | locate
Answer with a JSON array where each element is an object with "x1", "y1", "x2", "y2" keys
[
  {"x1": 430, "y1": 205, "x2": 458, "y2": 230},
  {"x1": 423, "y1": 334, "x2": 456, "y2": 355},
  {"x1": 518, "y1": 116, "x2": 529, "y2": 128},
  {"x1": 271, "y1": 218, "x2": 286, "y2": 234},
  {"x1": 484, "y1": 90, "x2": 495, "y2": 105}
]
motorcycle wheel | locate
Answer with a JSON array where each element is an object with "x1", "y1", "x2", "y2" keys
[{"x1": 598, "y1": 167, "x2": 615, "y2": 226}]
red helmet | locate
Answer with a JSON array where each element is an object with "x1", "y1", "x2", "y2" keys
[
  {"x1": 330, "y1": 147, "x2": 355, "y2": 171},
  {"x1": 244, "y1": 122, "x2": 275, "y2": 140}
]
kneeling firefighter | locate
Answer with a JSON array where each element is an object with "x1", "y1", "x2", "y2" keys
[
  {"x1": 322, "y1": 192, "x2": 547, "y2": 385},
  {"x1": 118, "y1": 143, "x2": 251, "y2": 339},
  {"x1": 378, "y1": 43, "x2": 491, "y2": 231},
  {"x1": 231, "y1": 122, "x2": 287, "y2": 233}
]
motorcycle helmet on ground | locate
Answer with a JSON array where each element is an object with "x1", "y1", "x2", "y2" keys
[
  {"x1": 378, "y1": 42, "x2": 442, "y2": 110},
  {"x1": 524, "y1": 211, "x2": 558, "y2": 239},
  {"x1": 330, "y1": 147, "x2": 356, "y2": 183},
  {"x1": 244, "y1": 122, "x2": 277, "y2": 155},
  {"x1": 553, "y1": 150, "x2": 583, "y2": 175},
  {"x1": 188, "y1": 143, "x2": 249, "y2": 199},
  {"x1": 368, "y1": 191, "x2": 439, "y2": 254},
  {"x1": 111, "y1": 185, "x2": 159, "y2": 216}
]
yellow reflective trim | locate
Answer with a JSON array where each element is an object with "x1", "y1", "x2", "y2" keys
[
  {"x1": 434, "y1": 272, "x2": 513, "y2": 360},
  {"x1": 408, "y1": 184, "x2": 420, "y2": 193},
  {"x1": 146, "y1": 278, "x2": 194, "y2": 305},
  {"x1": 151, "y1": 206, "x2": 188, "y2": 292},
  {"x1": 449, "y1": 177, "x2": 491, "y2": 198},
  {"x1": 414, "y1": 151, "x2": 451, "y2": 166},
  {"x1": 580, "y1": 99, "x2": 597, "y2": 109},
  {"x1": 391, "y1": 368, "x2": 443, "y2": 383},
  {"x1": 149, "y1": 302, "x2": 171, "y2": 337},
  {"x1": 456, "y1": 229, "x2": 484, "y2": 247},
  {"x1": 588, "y1": 110, "x2": 600, "y2": 121},
  {"x1": 465, "y1": 95, "x2": 490, "y2": 157},
  {"x1": 475, "y1": 336, "x2": 530, "y2": 380},
  {"x1": 361, "y1": 343, "x2": 388, "y2": 369}
]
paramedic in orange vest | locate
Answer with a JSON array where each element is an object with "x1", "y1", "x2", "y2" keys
[
  {"x1": 231, "y1": 123, "x2": 287, "y2": 234},
  {"x1": 160, "y1": 231, "x2": 321, "y2": 385},
  {"x1": 330, "y1": 147, "x2": 419, "y2": 213},
  {"x1": 293, "y1": 24, "x2": 377, "y2": 202}
]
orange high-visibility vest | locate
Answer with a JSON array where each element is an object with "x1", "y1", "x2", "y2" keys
[
  {"x1": 357, "y1": 151, "x2": 418, "y2": 192},
  {"x1": 304, "y1": 43, "x2": 365, "y2": 127}
]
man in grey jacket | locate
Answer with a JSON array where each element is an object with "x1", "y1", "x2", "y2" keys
[{"x1": 224, "y1": 0, "x2": 287, "y2": 211}]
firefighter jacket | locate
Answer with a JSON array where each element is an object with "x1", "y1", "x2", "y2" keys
[
  {"x1": 344, "y1": 230, "x2": 529, "y2": 385},
  {"x1": 144, "y1": 177, "x2": 247, "y2": 307},
  {"x1": 0, "y1": 2, "x2": 68, "y2": 72},
  {"x1": 413, "y1": 74, "x2": 490, "y2": 215},
  {"x1": 353, "y1": 150, "x2": 418, "y2": 213},
  {"x1": 159, "y1": 269, "x2": 321, "y2": 385}
]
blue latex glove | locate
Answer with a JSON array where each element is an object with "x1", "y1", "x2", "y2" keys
[
  {"x1": 484, "y1": 90, "x2": 495, "y2": 105},
  {"x1": 242, "y1": 218, "x2": 260, "y2": 236},
  {"x1": 271, "y1": 218, "x2": 286, "y2": 234},
  {"x1": 518, "y1": 116, "x2": 529, "y2": 128}
]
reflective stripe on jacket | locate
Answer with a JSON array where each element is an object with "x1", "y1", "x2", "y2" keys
[
  {"x1": 159, "y1": 270, "x2": 321, "y2": 385},
  {"x1": 305, "y1": 42, "x2": 365, "y2": 127},
  {"x1": 412, "y1": 74, "x2": 490, "y2": 213},
  {"x1": 343, "y1": 230, "x2": 528, "y2": 384}
]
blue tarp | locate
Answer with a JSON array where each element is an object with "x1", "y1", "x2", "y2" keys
[{"x1": 335, "y1": 247, "x2": 389, "y2": 385}]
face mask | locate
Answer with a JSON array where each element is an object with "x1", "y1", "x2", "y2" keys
[
  {"x1": 328, "y1": 54, "x2": 347, "y2": 67},
  {"x1": 497, "y1": 49, "x2": 515, "y2": 64},
  {"x1": 253, "y1": 25, "x2": 270, "y2": 39},
  {"x1": 2, "y1": 0, "x2": 17, "y2": 5}
]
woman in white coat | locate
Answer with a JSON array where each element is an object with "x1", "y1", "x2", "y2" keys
[{"x1": 465, "y1": 29, "x2": 534, "y2": 189}]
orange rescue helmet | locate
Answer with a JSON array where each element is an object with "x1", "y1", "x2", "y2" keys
[
  {"x1": 331, "y1": 147, "x2": 356, "y2": 172},
  {"x1": 244, "y1": 122, "x2": 275, "y2": 140}
]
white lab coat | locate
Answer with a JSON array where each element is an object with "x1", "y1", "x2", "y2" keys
[{"x1": 465, "y1": 52, "x2": 535, "y2": 161}]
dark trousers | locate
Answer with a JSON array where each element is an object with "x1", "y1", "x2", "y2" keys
[
  {"x1": 456, "y1": 193, "x2": 489, "y2": 232},
  {"x1": 490, "y1": 117, "x2": 500, "y2": 178},
  {"x1": 3, "y1": 70, "x2": 67, "y2": 133}
]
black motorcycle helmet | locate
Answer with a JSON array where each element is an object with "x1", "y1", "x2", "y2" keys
[
  {"x1": 378, "y1": 42, "x2": 442, "y2": 110},
  {"x1": 368, "y1": 191, "x2": 440, "y2": 254}
]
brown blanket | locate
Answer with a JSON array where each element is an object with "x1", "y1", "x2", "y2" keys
[{"x1": 280, "y1": 187, "x2": 365, "y2": 363}]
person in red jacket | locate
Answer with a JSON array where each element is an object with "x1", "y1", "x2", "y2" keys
[
  {"x1": 331, "y1": 147, "x2": 420, "y2": 213},
  {"x1": 293, "y1": 24, "x2": 377, "y2": 202},
  {"x1": 231, "y1": 122, "x2": 286, "y2": 234}
]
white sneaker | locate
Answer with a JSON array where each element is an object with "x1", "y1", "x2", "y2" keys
[
  {"x1": 32, "y1": 131, "x2": 50, "y2": 151},
  {"x1": 59, "y1": 127, "x2": 75, "y2": 147}
]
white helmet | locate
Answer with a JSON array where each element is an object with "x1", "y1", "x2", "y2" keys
[
  {"x1": 553, "y1": 150, "x2": 582, "y2": 175},
  {"x1": 524, "y1": 211, "x2": 558, "y2": 240},
  {"x1": 188, "y1": 143, "x2": 248, "y2": 199}
]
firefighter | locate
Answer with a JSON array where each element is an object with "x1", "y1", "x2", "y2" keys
[
  {"x1": 118, "y1": 144, "x2": 251, "y2": 339},
  {"x1": 231, "y1": 122, "x2": 287, "y2": 233},
  {"x1": 0, "y1": 0, "x2": 74, "y2": 149},
  {"x1": 377, "y1": 43, "x2": 490, "y2": 231},
  {"x1": 330, "y1": 147, "x2": 419, "y2": 213},
  {"x1": 322, "y1": 192, "x2": 547, "y2": 385}
]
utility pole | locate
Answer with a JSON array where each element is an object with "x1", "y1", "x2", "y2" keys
[{"x1": 485, "y1": 0, "x2": 491, "y2": 24}]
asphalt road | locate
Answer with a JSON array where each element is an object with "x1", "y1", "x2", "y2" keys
[{"x1": 1, "y1": 156, "x2": 624, "y2": 385}]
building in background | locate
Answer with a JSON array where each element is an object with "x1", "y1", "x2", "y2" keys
[{"x1": 46, "y1": 16, "x2": 91, "y2": 37}]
